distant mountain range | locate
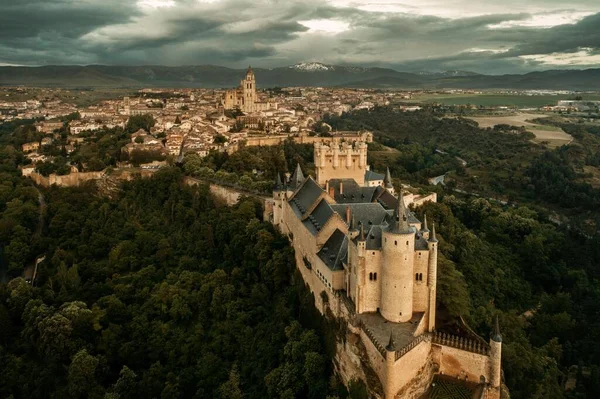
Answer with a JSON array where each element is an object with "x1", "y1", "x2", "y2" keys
[{"x1": 1, "y1": 62, "x2": 599, "y2": 90}]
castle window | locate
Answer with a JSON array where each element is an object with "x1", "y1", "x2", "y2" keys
[
  {"x1": 394, "y1": 240, "x2": 397, "y2": 246},
  {"x1": 419, "y1": 273, "x2": 423, "y2": 281},
  {"x1": 416, "y1": 273, "x2": 419, "y2": 281},
  {"x1": 369, "y1": 272, "x2": 373, "y2": 281},
  {"x1": 406, "y1": 241, "x2": 409, "y2": 246},
  {"x1": 374, "y1": 273, "x2": 377, "y2": 281}
]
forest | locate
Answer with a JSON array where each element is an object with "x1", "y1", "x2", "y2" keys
[
  {"x1": 3, "y1": 109, "x2": 600, "y2": 398},
  {"x1": 0, "y1": 167, "x2": 354, "y2": 398},
  {"x1": 0, "y1": 120, "x2": 357, "y2": 398}
]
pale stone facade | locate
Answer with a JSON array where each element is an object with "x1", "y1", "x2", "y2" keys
[
  {"x1": 314, "y1": 138, "x2": 368, "y2": 186},
  {"x1": 271, "y1": 141, "x2": 503, "y2": 398}
]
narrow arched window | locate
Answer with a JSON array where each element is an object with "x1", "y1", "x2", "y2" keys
[
  {"x1": 374, "y1": 273, "x2": 377, "y2": 281},
  {"x1": 420, "y1": 273, "x2": 423, "y2": 281},
  {"x1": 369, "y1": 272, "x2": 373, "y2": 281},
  {"x1": 394, "y1": 240, "x2": 397, "y2": 246},
  {"x1": 416, "y1": 273, "x2": 419, "y2": 281}
]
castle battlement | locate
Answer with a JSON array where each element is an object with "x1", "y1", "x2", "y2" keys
[{"x1": 314, "y1": 139, "x2": 368, "y2": 186}]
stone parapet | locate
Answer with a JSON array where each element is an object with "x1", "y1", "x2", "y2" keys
[
  {"x1": 432, "y1": 331, "x2": 490, "y2": 356},
  {"x1": 394, "y1": 333, "x2": 430, "y2": 361}
]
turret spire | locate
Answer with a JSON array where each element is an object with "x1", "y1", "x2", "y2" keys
[
  {"x1": 429, "y1": 222, "x2": 438, "y2": 242},
  {"x1": 275, "y1": 172, "x2": 283, "y2": 190},
  {"x1": 359, "y1": 222, "x2": 366, "y2": 241},
  {"x1": 390, "y1": 191, "x2": 410, "y2": 234},
  {"x1": 289, "y1": 163, "x2": 305, "y2": 189},
  {"x1": 422, "y1": 214, "x2": 429, "y2": 232},
  {"x1": 386, "y1": 331, "x2": 396, "y2": 351},
  {"x1": 492, "y1": 315, "x2": 502, "y2": 343},
  {"x1": 384, "y1": 167, "x2": 393, "y2": 188},
  {"x1": 350, "y1": 213, "x2": 358, "y2": 231}
]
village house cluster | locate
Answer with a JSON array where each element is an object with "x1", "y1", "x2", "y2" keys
[{"x1": 11, "y1": 68, "x2": 400, "y2": 175}]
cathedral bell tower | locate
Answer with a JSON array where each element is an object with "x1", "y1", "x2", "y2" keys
[{"x1": 241, "y1": 66, "x2": 257, "y2": 112}]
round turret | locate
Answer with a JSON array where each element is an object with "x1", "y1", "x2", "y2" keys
[
  {"x1": 380, "y1": 193, "x2": 415, "y2": 323},
  {"x1": 489, "y1": 315, "x2": 502, "y2": 388}
]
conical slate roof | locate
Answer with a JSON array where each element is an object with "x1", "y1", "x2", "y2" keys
[
  {"x1": 384, "y1": 167, "x2": 393, "y2": 188},
  {"x1": 429, "y1": 222, "x2": 438, "y2": 243},
  {"x1": 492, "y1": 315, "x2": 502, "y2": 343},
  {"x1": 386, "y1": 331, "x2": 396, "y2": 351},
  {"x1": 422, "y1": 214, "x2": 430, "y2": 232},
  {"x1": 288, "y1": 163, "x2": 305, "y2": 189},
  {"x1": 358, "y1": 222, "x2": 366, "y2": 242},
  {"x1": 274, "y1": 173, "x2": 283, "y2": 190},
  {"x1": 389, "y1": 192, "x2": 410, "y2": 234}
]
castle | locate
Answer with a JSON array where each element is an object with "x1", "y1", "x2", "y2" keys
[
  {"x1": 271, "y1": 138, "x2": 503, "y2": 398},
  {"x1": 222, "y1": 67, "x2": 276, "y2": 113}
]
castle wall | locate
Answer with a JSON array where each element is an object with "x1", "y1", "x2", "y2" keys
[
  {"x1": 413, "y1": 250, "x2": 430, "y2": 313},
  {"x1": 387, "y1": 339, "x2": 431, "y2": 398},
  {"x1": 242, "y1": 133, "x2": 370, "y2": 148},
  {"x1": 360, "y1": 249, "x2": 383, "y2": 313},
  {"x1": 359, "y1": 329, "x2": 387, "y2": 385},
  {"x1": 29, "y1": 171, "x2": 105, "y2": 187},
  {"x1": 332, "y1": 269, "x2": 345, "y2": 291},
  {"x1": 432, "y1": 344, "x2": 490, "y2": 384}
]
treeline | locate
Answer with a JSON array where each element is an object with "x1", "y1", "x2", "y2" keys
[{"x1": 0, "y1": 168, "x2": 355, "y2": 399}]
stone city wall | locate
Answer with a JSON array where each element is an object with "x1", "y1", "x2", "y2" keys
[
  {"x1": 29, "y1": 171, "x2": 105, "y2": 187},
  {"x1": 240, "y1": 132, "x2": 373, "y2": 148}
]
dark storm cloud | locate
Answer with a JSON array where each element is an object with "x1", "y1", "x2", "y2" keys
[
  {"x1": 0, "y1": 0, "x2": 139, "y2": 39},
  {"x1": 0, "y1": 0, "x2": 599, "y2": 73},
  {"x1": 504, "y1": 13, "x2": 600, "y2": 56}
]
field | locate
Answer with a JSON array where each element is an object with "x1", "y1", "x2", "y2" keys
[
  {"x1": 412, "y1": 93, "x2": 600, "y2": 108},
  {"x1": 467, "y1": 113, "x2": 573, "y2": 148}
]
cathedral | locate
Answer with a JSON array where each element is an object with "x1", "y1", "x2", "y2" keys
[
  {"x1": 271, "y1": 138, "x2": 503, "y2": 398},
  {"x1": 222, "y1": 67, "x2": 276, "y2": 113}
]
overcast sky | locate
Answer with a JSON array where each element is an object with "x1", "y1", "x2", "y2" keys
[{"x1": 1, "y1": 0, "x2": 599, "y2": 73}]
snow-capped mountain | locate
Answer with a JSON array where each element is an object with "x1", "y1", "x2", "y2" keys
[
  {"x1": 288, "y1": 62, "x2": 336, "y2": 72},
  {"x1": 418, "y1": 70, "x2": 481, "y2": 77}
]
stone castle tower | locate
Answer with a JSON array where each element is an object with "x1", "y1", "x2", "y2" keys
[{"x1": 314, "y1": 138, "x2": 368, "y2": 186}]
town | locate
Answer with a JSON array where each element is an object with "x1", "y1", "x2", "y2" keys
[{"x1": 2, "y1": 67, "x2": 599, "y2": 185}]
